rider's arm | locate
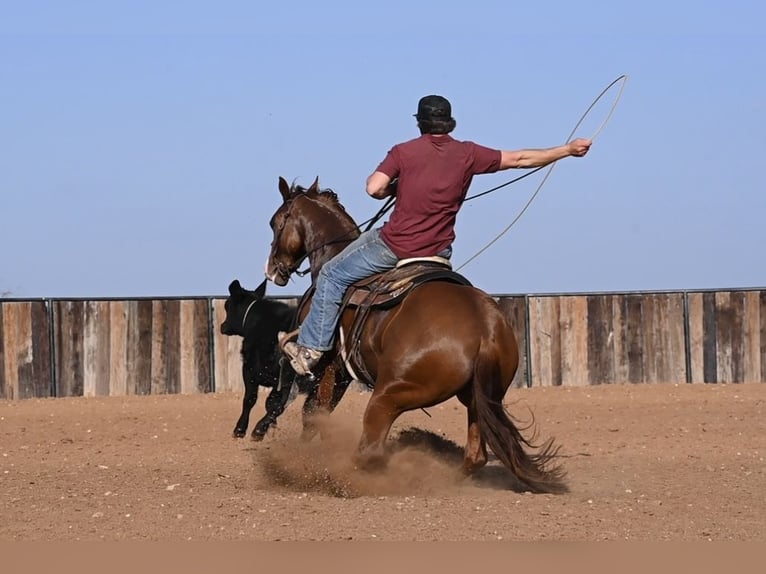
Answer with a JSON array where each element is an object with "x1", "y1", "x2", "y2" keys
[
  {"x1": 499, "y1": 138, "x2": 592, "y2": 169},
  {"x1": 366, "y1": 171, "x2": 395, "y2": 199}
]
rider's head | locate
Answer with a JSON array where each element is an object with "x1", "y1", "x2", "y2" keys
[{"x1": 414, "y1": 95, "x2": 456, "y2": 135}]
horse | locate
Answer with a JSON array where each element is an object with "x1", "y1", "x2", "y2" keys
[
  {"x1": 264, "y1": 176, "x2": 567, "y2": 494},
  {"x1": 219, "y1": 278, "x2": 303, "y2": 440}
]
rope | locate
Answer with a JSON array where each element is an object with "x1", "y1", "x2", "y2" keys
[{"x1": 455, "y1": 74, "x2": 628, "y2": 272}]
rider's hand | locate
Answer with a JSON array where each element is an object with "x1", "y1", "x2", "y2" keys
[{"x1": 567, "y1": 138, "x2": 592, "y2": 157}]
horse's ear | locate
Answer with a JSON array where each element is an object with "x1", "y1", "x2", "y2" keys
[
  {"x1": 278, "y1": 177, "x2": 291, "y2": 202},
  {"x1": 307, "y1": 176, "x2": 320, "y2": 194},
  {"x1": 253, "y1": 278, "x2": 267, "y2": 300},
  {"x1": 228, "y1": 279, "x2": 242, "y2": 296}
]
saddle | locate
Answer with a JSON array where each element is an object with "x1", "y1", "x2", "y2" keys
[
  {"x1": 344, "y1": 258, "x2": 471, "y2": 310},
  {"x1": 339, "y1": 259, "x2": 472, "y2": 387}
]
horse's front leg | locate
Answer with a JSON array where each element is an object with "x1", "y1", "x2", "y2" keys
[
  {"x1": 300, "y1": 364, "x2": 344, "y2": 442},
  {"x1": 300, "y1": 385, "x2": 321, "y2": 442}
]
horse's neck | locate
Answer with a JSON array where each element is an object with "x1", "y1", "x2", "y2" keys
[{"x1": 302, "y1": 202, "x2": 358, "y2": 280}]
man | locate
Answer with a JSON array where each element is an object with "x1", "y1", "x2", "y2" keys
[{"x1": 282, "y1": 94, "x2": 591, "y2": 376}]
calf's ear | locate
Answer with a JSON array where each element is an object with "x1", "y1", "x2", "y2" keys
[
  {"x1": 253, "y1": 278, "x2": 267, "y2": 300},
  {"x1": 228, "y1": 279, "x2": 242, "y2": 296}
]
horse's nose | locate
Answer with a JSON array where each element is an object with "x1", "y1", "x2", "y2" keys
[{"x1": 264, "y1": 259, "x2": 277, "y2": 283}]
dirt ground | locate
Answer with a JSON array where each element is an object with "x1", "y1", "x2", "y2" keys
[{"x1": 1, "y1": 382, "x2": 764, "y2": 541}]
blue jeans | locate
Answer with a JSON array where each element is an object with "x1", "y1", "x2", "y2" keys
[{"x1": 297, "y1": 228, "x2": 450, "y2": 351}]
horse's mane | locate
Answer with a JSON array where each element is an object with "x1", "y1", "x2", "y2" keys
[{"x1": 290, "y1": 181, "x2": 354, "y2": 220}]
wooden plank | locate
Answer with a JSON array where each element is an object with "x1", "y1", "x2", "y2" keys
[
  {"x1": 623, "y1": 295, "x2": 644, "y2": 383},
  {"x1": 193, "y1": 299, "x2": 212, "y2": 393},
  {"x1": 29, "y1": 302, "x2": 52, "y2": 398},
  {"x1": 612, "y1": 295, "x2": 630, "y2": 383},
  {"x1": 743, "y1": 292, "x2": 761, "y2": 383},
  {"x1": 528, "y1": 297, "x2": 557, "y2": 387},
  {"x1": 15, "y1": 304, "x2": 35, "y2": 398},
  {"x1": 7, "y1": 304, "x2": 22, "y2": 399},
  {"x1": 527, "y1": 297, "x2": 543, "y2": 387},
  {"x1": 1, "y1": 303, "x2": 19, "y2": 399},
  {"x1": 180, "y1": 300, "x2": 196, "y2": 394},
  {"x1": 82, "y1": 301, "x2": 111, "y2": 397},
  {"x1": 560, "y1": 296, "x2": 588, "y2": 386},
  {"x1": 641, "y1": 295, "x2": 658, "y2": 383},
  {"x1": 0, "y1": 303, "x2": 7, "y2": 398},
  {"x1": 164, "y1": 300, "x2": 181, "y2": 395},
  {"x1": 125, "y1": 300, "x2": 151, "y2": 395},
  {"x1": 688, "y1": 293, "x2": 704, "y2": 383},
  {"x1": 16, "y1": 303, "x2": 33, "y2": 398},
  {"x1": 549, "y1": 298, "x2": 562, "y2": 387},
  {"x1": 587, "y1": 295, "x2": 614, "y2": 385},
  {"x1": 761, "y1": 292, "x2": 766, "y2": 383},
  {"x1": 82, "y1": 302, "x2": 96, "y2": 397},
  {"x1": 212, "y1": 298, "x2": 244, "y2": 393},
  {"x1": 664, "y1": 294, "x2": 688, "y2": 383},
  {"x1": 496, "y1": 296, "x2": 528, "y2": 388},
  {"x1": 715, "y1": 292, "x2": 734, "y2": 383},
  {"x1": 109, "y1": 302, "x2": 128, "y2": 396},
  {"x1": 150, "y1": 300, "x2": 168, "y2": 394},
  {"x1": 178, "y1": 299, "x2": 210, "y2": 394},
  {"x1": 726, "y1": 292, "x2": 746, "y2": 383},
  {"x1": 702, "y1": 293, "x2": 718, "y2": 383},
  {"x1": 54, "y1": 301, "x2": 84, "y2": 397}
]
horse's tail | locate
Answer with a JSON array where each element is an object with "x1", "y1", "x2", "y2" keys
[{"x1": 472, "y1": 343, "x2": 569, "y2": 494}]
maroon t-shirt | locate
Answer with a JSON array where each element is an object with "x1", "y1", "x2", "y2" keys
[{"x1": 375, "y1": 134, "x2": 501, "y2": 259}]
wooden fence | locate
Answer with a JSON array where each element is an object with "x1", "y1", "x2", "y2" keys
[{"x1": 1, "y1": 289, "x2": 764, "y2": 399}]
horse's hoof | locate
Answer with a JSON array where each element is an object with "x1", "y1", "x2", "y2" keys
[
  {"x1": 353, "y1": 453, "x2": 388, "y2": 472},
  {"x1": 300, "y1": 430, "x2": 318, "y2": 443},
  {"x1": 232, "y1": 429, "x2": 246, "y2": 439}
]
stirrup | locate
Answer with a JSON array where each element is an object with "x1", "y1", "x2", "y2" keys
[
  {"x1": 277, "y1": 329, "x2": 300, "y2": 352},
  {"x1": 282, "y1": 341, "x2": 323, "y2": 378}
]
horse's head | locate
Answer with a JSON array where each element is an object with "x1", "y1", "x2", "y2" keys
[
  {"x1": 264, "y1": 176, "x2": 359, "y2": 286},
  {"x1": 264, "y1": 176, "x2": 319, "y2": 286}
]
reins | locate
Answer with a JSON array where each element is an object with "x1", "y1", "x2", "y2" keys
[{"x1": 287, "y1": 194, "x2": 396, "y2": 279}]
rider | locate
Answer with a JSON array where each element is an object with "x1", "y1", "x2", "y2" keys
[{"x1": 281, "y1": 94, "x2": 592, "y2": 376}]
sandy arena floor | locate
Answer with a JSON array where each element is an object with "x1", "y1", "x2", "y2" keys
[{"x1": 1, "y1": 382, "x2": 764, "y2": 541}]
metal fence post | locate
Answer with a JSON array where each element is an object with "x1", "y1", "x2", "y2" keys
[{"x1": 524, "y1": 294, "x2": 533, "y2": 388}]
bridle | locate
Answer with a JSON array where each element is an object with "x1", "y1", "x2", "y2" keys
[
  {"x1": 269, "y1": 192, "x2": 396, "y2": 282},
  {"x1": 269, "y1": 195, "x2": 307, "y2": 282}
]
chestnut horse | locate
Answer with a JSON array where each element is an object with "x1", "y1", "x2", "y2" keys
[{"x1": 265, "y1": 177, "x2": 567, "y2": 494}]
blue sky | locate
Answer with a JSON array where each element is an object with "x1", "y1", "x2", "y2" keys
[{"x1": 1, "y1": 1, "x2": 764, "y2": 298}]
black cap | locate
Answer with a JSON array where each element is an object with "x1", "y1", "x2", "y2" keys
[{"x1": 414, "y1": 95, "x2": 453, "y2": 121}]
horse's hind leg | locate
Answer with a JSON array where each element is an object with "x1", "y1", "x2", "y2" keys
[
  {"x1": 457, "y1": 385, "x2": 488, "y2": 474},
  {"x1": 354, "y1": 385, "x2": 404, "y2": 471}
]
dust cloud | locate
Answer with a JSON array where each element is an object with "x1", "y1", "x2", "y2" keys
[{"x1": 254, "y1": 410, "x2": 472, "y2": 498}]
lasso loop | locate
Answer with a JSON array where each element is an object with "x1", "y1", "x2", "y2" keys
[{"x1": 455, "y1": 74, "x2": 628, "y2": 272}]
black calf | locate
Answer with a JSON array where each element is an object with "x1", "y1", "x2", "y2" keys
[{"x1": 220, "y1": 278, "x2": 298, "y2": 440}]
